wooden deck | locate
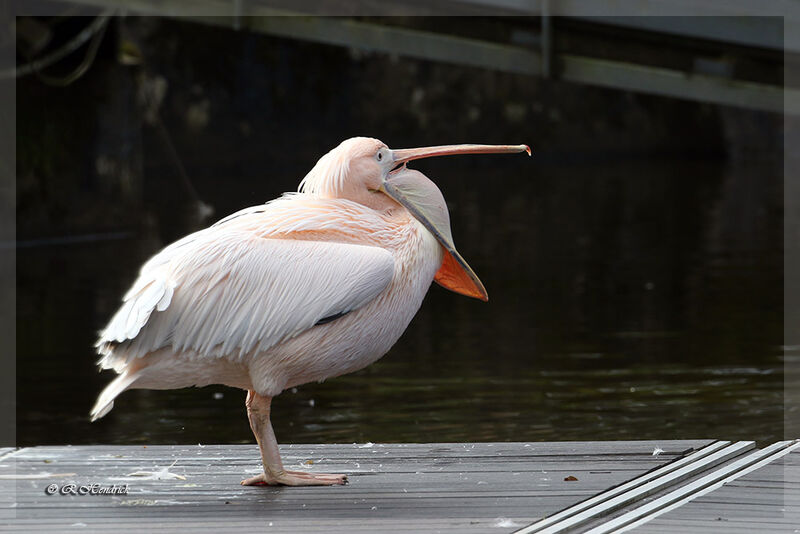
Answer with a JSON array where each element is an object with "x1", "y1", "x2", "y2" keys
[{"x1": 0, "y1": 440, "x2": 796, "y2": 532}]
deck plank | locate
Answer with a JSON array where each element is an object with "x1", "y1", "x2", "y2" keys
[
  {"x1": 633, "y1": 446, "x2": 800, "y2": 532},
  {"x1": 0, "y1": 441, "x2": 711, "y2": 533}
]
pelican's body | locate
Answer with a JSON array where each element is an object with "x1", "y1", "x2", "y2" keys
[
  {"x1": 92, "y1": 137, "x2": 528, "y2": 486},
  {"x1": 97, "y1": 196, "x2": 441, "y2": 397}
]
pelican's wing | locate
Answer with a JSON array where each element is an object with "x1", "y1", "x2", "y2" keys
[{"x1": 97, "y1": 222, "x2": 394, "y2": 365}]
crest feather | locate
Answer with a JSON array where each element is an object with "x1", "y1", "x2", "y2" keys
[
  {"x1": 298, "y1": 137, "x2": 381, "y2": 197},
  {"x1": 299, "y1": 149, "x2": 350, "y2": 197}
]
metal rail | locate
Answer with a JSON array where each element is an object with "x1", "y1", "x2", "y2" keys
[
  {"x1": 591, "y1": 439, "x2": 800, "y2": 533},
  {"x1": 516, "y1": 440, "x2": 800, "y2": 533},
  {"x1": 516, "y1": 440, "x2": 755, "y2": 534}
]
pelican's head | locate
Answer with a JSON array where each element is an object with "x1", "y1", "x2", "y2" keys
[{"x1": 300, "y1": 136, "x2": 530, "y2": 301}]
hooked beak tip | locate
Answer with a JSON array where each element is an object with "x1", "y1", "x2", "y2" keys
[{"x1": 523, "y1": 145, "x2": 532, "y2": 156}]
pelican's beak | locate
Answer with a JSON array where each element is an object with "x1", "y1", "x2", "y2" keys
[
  {"x1": 380, "y1": 143, "x2": 530, "y2": 301},
  {"x1": 390, "y1": 143, "x2": 531, "y2": 164}
]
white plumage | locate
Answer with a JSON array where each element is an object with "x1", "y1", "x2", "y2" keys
[
  {"x1": 97, "y1": 217, "x2": 394, "y2": 362},
  {"x1": 91, "y1": 137, "x2": 528, "y2": 486},
  {"x1": 91, "y1": 194, "x2": 421, "y2": 421}
]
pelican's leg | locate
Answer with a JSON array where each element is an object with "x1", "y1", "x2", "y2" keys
[{"x1": 240, "y1": 390, "x2": 348, "y2": 486}]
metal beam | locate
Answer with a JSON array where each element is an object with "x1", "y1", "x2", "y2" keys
[
  {"x1": 34, "y1": 1, "x2": 800, "y2": 113},
  {"x1": 573, "y1": 16, "x2": 787, "y2": 53},
  {"x1": 199, "y1": 15, "x2": 797, "y2": 114},
  {"x1": 240, "y1": 16, "x2": 542, "y2": 77},
  {"x1": 454, "y1": 0, "x2": 800, "y2": 53},
  {"x1": 561, "y1": 54, "x2": 795, "y2": 114}
]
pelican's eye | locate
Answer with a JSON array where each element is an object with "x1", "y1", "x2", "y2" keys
[{"x1": 375, "y1": 148, "x2": 389, "y2": 163}]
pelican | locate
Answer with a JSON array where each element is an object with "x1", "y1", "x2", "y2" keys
[{"x1": 91, "y1": 137, "x2": 530, "y2": 486}]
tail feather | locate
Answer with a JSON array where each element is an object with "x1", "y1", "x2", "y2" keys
[{"x1": 90, "y1": 371, "x2": 140, "y2": 422}]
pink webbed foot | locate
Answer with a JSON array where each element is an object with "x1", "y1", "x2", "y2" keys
[
  {"x1": 241, "y1": 391, "x2": 347, "y2": 487},
  {"x1": 241, "y1": 470, "x2": 348, "y2": 486}
]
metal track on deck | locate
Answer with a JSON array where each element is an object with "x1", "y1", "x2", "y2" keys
[
  {"x1": 516, "y1": 440, "x2": 800, "y2": 533},
  {"x1": 596, "y1": 439, "x2": 800, "y2": 533}
]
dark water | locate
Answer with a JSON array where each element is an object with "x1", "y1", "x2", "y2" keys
[
  {"x1": 15, "y1": 17, "x2": 784, "y2": 447},
  {"x1": 16, "y1": 158, "x2": 784, "y2": 447}
]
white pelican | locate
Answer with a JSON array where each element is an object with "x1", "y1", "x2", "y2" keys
[{"x1": 91, "y1": 137, "x2": 530, "y2": 486}]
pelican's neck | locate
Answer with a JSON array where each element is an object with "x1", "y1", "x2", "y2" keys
[
  {"x1": 388, "y1": 209, "x2": 444, "y2": 283},
  {"x1": 342, "y1": 187, "x2": 400, "y2": 213}
]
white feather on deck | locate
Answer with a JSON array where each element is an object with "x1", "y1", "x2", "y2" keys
[{"x1": 96, "y1": 195, "x2": 396, "y2": 369}]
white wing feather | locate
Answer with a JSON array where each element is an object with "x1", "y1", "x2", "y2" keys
[{"x1": 97, "y1": 215, "x2": 395, "y2": 367}]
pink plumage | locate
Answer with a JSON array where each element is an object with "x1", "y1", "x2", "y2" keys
[{"x1": 91, "y1": 137, "x2": 529, "y2": 486}]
